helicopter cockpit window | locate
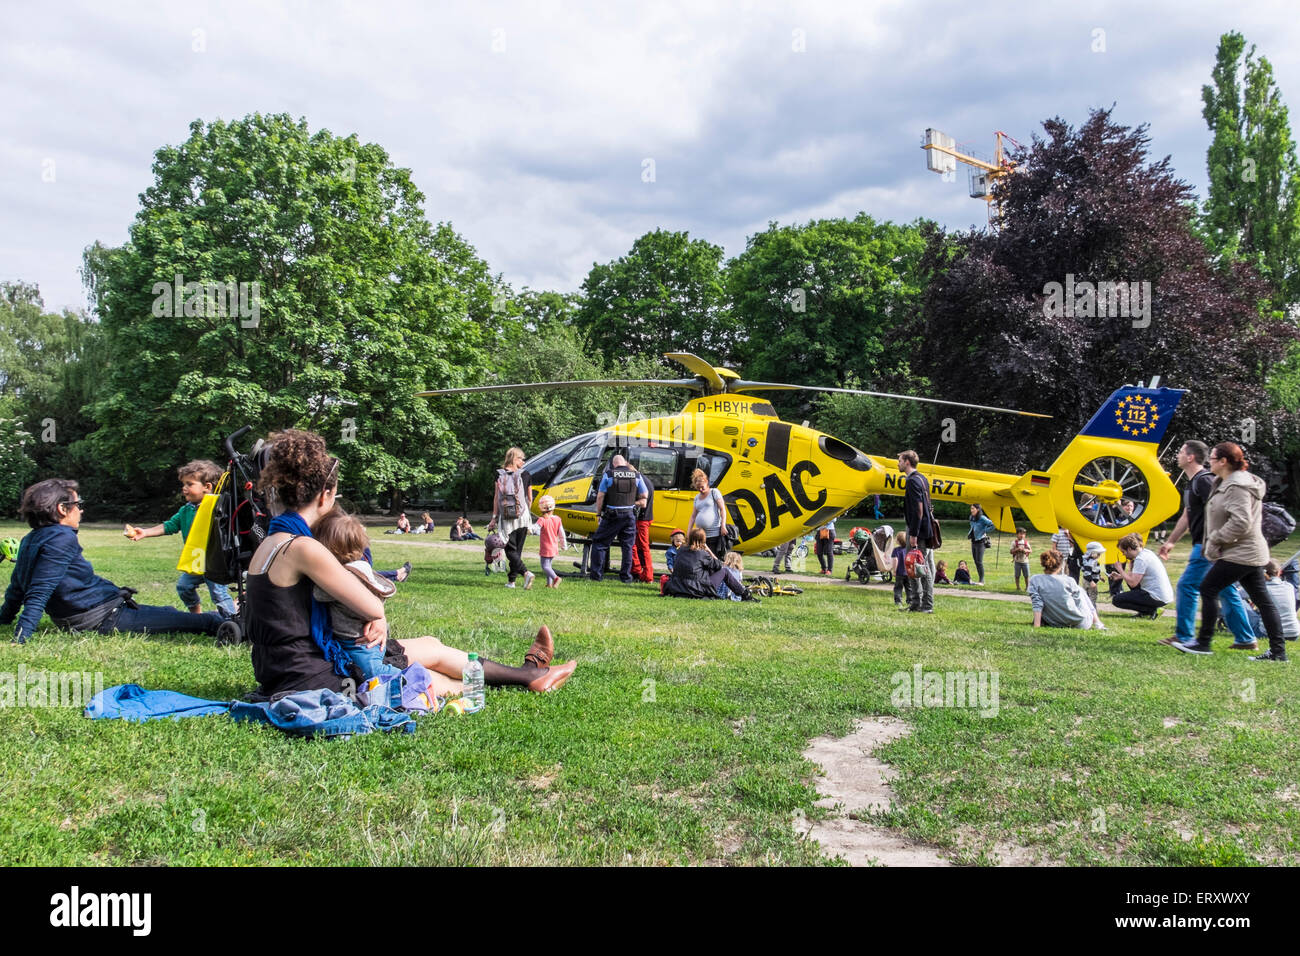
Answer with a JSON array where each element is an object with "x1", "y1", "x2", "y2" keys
[
  {"x1": 551, "y1": 432, "x2": 610, "y2": 487},
  {"x1": 677, "y1": 448, "x2": 730, "y2": 489},
  {"x1": 524, "y1": 433, "x2": 594, "y2": 487},
  {"x1": 628, "y1": 446, "x2": 679, "y2": 490}
]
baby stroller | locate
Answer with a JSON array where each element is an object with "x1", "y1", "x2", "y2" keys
[
  {"x1": 202, "y1": 426, "x2": 272, "y2": 645},
  {"x1": 846, "y1": 525, "x2": 894, "y2": 584}
]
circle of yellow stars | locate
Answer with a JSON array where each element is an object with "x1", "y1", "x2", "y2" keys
[{"x1": 1114, "y1": 394, "x2": 1158, "y2": 437}]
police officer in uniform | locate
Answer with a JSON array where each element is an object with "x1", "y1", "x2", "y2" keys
[{"x1": 589, "y1": 454, "x2": 649, "y2": 583}]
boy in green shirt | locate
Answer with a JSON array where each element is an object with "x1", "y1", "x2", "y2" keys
[{"x1": 124, "y1": 460, "x2": 236, "y2": 615}]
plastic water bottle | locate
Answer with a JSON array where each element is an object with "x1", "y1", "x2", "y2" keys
[{"x1": 462, "y1": 653, "x2": 485, "y2": 714}]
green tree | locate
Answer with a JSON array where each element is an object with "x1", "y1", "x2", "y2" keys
[
  {"x1": 727, "y1": 215, "x2": 930, "y2": 395},
  {"x1": 85, "y1": 114, "x2": 491, "y2": 510},
  {"x1": 438, "y1": 309, "x2": 682, "y2": 510},
  {"x1": 575, "y1": 229, "x2": 732, "y2": 365},
  {"x1": 0, "y1": 282, "x2": 105, "y2": 506},
  {"x1": 1201, "y1": 31, "x2": 1300, "y2": 306}
]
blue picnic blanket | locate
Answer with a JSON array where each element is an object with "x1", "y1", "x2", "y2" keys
[{"x1": 86, "y1": 684, "x2": 416, "y2": 738}]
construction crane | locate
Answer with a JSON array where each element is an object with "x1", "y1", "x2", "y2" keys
[{"x1": 921, "y1": 128, "x2": 1022, "y2": 223}]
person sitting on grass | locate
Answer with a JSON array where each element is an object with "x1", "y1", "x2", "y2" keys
[
  {"x1": 659, "y1": 528, "x2": 687, "y2": 595},
  {"x1": 1244, "y1": 560, "x2": 1299, "y2": 643},
  {"x1": 451, "y1": 516, "x2": 481, "y2": 541},
  {"x1": 417, "y1": 512, "x2": 435, "y2": 534},
  {"x1": 311, "y1": 507, "x2": 573, "y2": 694},
  {"x1": 715, "y1": 551, "x2": 746, "y2": 601},
  {"x1": 1, "y1": 479, "x2": 226, "y2": 644},
  {"x1": 663, "y1": 528, "x2": 756, "y2": 602},
  {"x1": 242, "y1": 429, "x2": 573, "y2": 700},
  {"x1": 934, "y1": 560, "x2": 952, "y2": 585},
  {"x1": 953, "y1": 560, "x2": 972, "y2": 585},
  {"x1": 1107, "y1": 532, "x2": 1173, "y2": 619},
  {"x1": 396, "y1": 512, "x2": 411, "y2": 534},
  {"x1": 124, "y1": 459, "x2": 237, "y2": 616},
  {"x1": 1029, "y1": 549, "x2": 1105, "y2": 630}
]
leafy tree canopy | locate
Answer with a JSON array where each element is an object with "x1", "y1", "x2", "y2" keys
[
  {"x1": 84, "y1": 113, "x2": 492, "y2": 509},
  {"x1": 575, "y1": 228, "x2": 733, "y2": 366}
]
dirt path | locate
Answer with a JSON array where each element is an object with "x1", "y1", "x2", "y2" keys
[{"x1": 797, "y1": 717, "x2": 1049, "y2": 866}]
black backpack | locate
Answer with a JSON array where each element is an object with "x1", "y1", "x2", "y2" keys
[{"x1": 1261, "y1": 502, "x2": 1296, "y2": 547}]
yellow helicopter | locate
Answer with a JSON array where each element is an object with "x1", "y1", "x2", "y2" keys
[{"x1": 418, "y1": 353, "x2": 1187, "y2": 561}]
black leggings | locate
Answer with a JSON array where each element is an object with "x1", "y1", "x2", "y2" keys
[
  {"x1": 816, "y1": 539, "x2": 834, "y2": 572},
  {"x1": 504, "y1": 527, "x2": 529, "y2": 582},
  {"x1": 1198, "y1": 560, "x2": 1284, "y2": 654}
]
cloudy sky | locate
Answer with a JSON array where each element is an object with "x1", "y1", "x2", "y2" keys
[{"x1": 3, "y1": 0, "x2": 1298, "y2": 313}]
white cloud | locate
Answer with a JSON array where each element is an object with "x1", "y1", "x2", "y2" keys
[{"x1": 2, "y1": 0, "x2": 1299, "y2": 312}]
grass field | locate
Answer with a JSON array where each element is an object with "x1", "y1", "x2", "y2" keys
[{"x1": 1, "y1": 520, "x2": 1296, "y2": 866}]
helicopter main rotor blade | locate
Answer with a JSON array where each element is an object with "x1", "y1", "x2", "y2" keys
[
  {"x1": 416, "y1": 378, "x2": 702, "y2": 397},
  {"x1": 728, "y1": 380, "x2": 1052, "y2": 418}
]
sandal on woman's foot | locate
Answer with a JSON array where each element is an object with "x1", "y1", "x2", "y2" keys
[{"x1": 526, "y1": 659, "x2": 576, "y2": 693}]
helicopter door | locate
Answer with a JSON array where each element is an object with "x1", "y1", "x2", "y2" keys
[{"x1": 628, "y1": 445, "x2": 682, "y2": 534}]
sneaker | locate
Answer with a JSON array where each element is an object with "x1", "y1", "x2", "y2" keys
[
  {"x1": 484, "y1": 566, "x2": 492, "y2": 576},
  {"x1": 523, "y1": 571, "x2": 535, "y2": 590},
  {"x1": 505, "y1": 582, "x2": 517, "y2": 589},
  {"x1": 396, "y1": 561, "x2": 412, "y2": 583},
  {"x1": 1249, "y1": 651, "x2": 1289, "y2": 662},
  {"x1": 1228, "y1": 641, "x2": 1259, "y2": 651},
  {"x1": 1174, "y1": 641, "x2": 1213, "y2": 655},
  {"x1": 1156, "y1": 635, "x2": 1183, "y2": 646}
]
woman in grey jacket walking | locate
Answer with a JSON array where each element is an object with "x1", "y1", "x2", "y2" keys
[{"x1": 1176, "y1": 442, "x2": 1286, "y2": 661}]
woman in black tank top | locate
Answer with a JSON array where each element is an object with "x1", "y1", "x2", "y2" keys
[
  {"x1": 246, "y1": 430, "x2": 578, "y2": 700},
  {"x1": 246, "y1": 537, "x2": 349, "y2": 700}
]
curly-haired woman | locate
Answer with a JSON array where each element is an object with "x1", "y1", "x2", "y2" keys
[{"x1": 245, "y1": 430, "x2": 572, "y2": 699}]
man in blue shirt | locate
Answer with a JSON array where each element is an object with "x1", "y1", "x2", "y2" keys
[{"x1": 588, "y1": 455, "x2": 648, "y2": 583}]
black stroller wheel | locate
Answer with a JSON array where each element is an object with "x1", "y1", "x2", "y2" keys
[
  {"x1": 216, "y1": 620, "x2": 242, "y2": 646},
  {"x1": 882, "y1": 571, "x2": 893, "y2": 584}
]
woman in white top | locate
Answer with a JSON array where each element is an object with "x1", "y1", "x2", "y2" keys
[
  {"x1": 1029, "y1": 549, "x2": 1105, "y2": 630},
  {"x1": 685, "y1": 468, "x2": 727, "y2": 559}
]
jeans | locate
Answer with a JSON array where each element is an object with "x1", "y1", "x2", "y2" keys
[
  {"x1": 970, "y1": 537, "x2": 989, "y2": 583},
  {"x1": 711, "y1": 566, "x2": 746, "y2": 599},
  {"x1": 1198, "y1": 559, "x2": 1285, "y2": 655},
  {"x1": 177, "y1": 572, "x2": 236, "y2": 614},
  {"x1": 1014, "y1": 562, "x2": 1029, "y2": 588},
  {"x1": 905, "y1": 549, "x2": 935, "y2": 611},
  {"x1": 1173, "y1": 543, "x2": 1254, "y2": 643},
  {"x1": 505, "y1": 527, "x2": 529, "y2": 582},
  {"x1": 590, "y1": 509, "x2": 636, "y2": 582},
  {"x1": 101, "y1": 603, "x2": 223, "y2": 636},
  {"x1": 339, "y1": 637, "x2": 403, "y2": 683}
]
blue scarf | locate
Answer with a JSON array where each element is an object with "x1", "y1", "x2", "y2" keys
[{"x1": 268, "y1": 511, "x2": 352, "y2": 679}]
